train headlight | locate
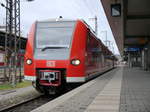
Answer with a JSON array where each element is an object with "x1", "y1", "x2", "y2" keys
[
  {"x1": 26, "y1": 59, "x2": 32, "y2": 65},
  {"x1": 71, "y1": 59, "x2": 80, "y2": 66}
]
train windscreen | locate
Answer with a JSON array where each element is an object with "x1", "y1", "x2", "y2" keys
[
  {"x1": 34, "y1": 21, "x2": 76, "y2": 60},
  {"x1": 36, "y1": 21, "x2": 75, "y2": 49}
]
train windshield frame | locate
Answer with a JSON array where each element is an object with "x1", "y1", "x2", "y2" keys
[{"x1": 35, "y1": 21, "x2": 76, "y2": 50}]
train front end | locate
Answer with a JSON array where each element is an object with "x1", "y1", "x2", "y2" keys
[{"x1": 24, "y1": 20, "x2": 77, "y2": 94}]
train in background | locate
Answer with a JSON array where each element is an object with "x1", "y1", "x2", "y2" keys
[{"x1": 24, "y1": 19, "x2": 117, "y2": 94}]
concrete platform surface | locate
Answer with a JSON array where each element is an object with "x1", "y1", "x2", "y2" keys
[
  {"x1": 31, "y1": 66, "x2": 150, "y2": 112},
  {"x1": 85, "y1": 67, "x2": 123, "y2": 112},
  {"x1": 120, "y1": 67, "x2": 150, "y2": 112}
]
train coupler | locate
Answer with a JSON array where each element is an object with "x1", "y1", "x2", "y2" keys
[{"x1": 39, "y1": 70, "x2": 61, "y2": 86}]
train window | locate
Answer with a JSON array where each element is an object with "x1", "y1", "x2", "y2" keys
[
  {"x1": 87, "y1": 32, "x2": 91, "y2": 48},
  {"x1": 36, "y1": 21, "x2": 76, "y2": 49}
]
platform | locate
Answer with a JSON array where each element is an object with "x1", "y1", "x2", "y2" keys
[
  {"x1": 120, "y1": 67, "x2": 150, "y2": 112},
  {"x1": 31, "y1": 66, "x2": 150, "y2": 112},
  {"x1": 0, "y1": 86, "x2": 41, "y2": 111}
]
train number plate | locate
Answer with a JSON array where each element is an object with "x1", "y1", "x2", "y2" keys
[
  {"x1": 42, "y1": 72, "x2": 55, "y2": 81},
  {"x1": 43, "y1": 72, "x2": 54, "y2": 77}
]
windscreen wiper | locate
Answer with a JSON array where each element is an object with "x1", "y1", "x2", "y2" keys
[{"x1": 41, "y1": 46, "x2": 68, "y2": 51}]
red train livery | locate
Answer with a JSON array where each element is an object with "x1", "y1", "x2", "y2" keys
[{"x1": 24, "y1": 19, "x2": 116, "y2": 94}]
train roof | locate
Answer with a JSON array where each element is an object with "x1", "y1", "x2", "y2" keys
[{"x1": 37, "y1": 18, "x2": 77, "y2": 23}]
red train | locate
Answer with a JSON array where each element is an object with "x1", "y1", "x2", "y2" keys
[{"x1": 24, "y1": 19, "x2": 117, "y2": 94}]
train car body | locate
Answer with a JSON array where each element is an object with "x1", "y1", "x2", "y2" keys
[{"x1": 24, "y1": 19, "x2": 116, "y2": 94}]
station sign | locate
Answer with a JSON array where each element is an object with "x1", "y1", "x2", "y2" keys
[{"x1": 126, "y1": 47, "x2": 141, "y2": 52}]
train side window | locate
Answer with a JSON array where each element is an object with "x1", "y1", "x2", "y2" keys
[
  {"x1": 87, "y1": 32, "x2": 91, "y2": 46},
  {"x1": 86, "y1": 31, "x2": 91, "y2": 51}
]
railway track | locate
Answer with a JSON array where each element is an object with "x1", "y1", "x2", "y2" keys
[{"x1": 1, "y1": 84, "x2": 81, "y2": 112}]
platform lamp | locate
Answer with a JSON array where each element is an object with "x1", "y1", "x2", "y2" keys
[{"x1": 111, "y1": 3, "x2": 121, "y2": 17}]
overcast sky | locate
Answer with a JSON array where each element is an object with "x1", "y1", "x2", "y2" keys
[{"x1": 0, "y1": 0, "x2": 119, "y2": 55}]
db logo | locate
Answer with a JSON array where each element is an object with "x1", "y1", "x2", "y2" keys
[{"x1": 47, "y1": 61, "x2": 55, "y2": 67}]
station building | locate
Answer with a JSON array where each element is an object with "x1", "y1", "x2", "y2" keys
[
  {"x1": 101, "y1": 0, "x2": 150, "y2": 70},
  {"x1": 0, "y1": 30, "x2": 27, "y2": 66}
]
